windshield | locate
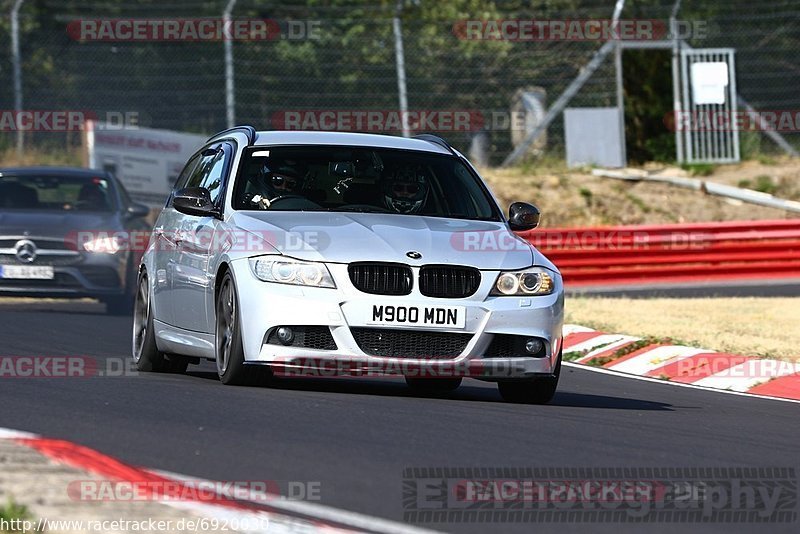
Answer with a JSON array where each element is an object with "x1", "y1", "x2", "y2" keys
[
  {"x1": 232, "y1": 146, "x2": 502, "y2": 221},
  {"x1": 0, "y1": 174, "x2": 116, "y2": 212}
]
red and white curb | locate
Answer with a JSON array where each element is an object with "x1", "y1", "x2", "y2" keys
[
  {"x1": 562, "y1": 324, "x2": 800, "y2": 401},
  {"x1": 0, "y1": 427, "x2": 436, "y2": 534}
]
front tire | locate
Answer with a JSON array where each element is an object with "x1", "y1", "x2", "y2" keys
[
  {"x1": 498, "y1": 351, "x2": 561, "y2": 404},
  {"x1": 132, "y1": 270, "x2": 188, "y2": 373},
  {"x1": 215, "y1": 272, "x2": 270, "y2": 386}
]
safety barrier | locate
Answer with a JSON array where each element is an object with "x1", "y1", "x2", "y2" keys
[{"x1": 521, "y1": 219, "x2": 800, "y2": 287}]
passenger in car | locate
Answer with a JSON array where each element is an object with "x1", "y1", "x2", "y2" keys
[{"x1": 381, "y1": 165, "x2": 429, "y2": 214}]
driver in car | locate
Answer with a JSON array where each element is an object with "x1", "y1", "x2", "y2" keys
[
  {"x1": 382, "y1": 165, "x2": 429, "y2": 214},
  {"x1": 248, "y1": 162, "x2": 303, "y2": 209}
]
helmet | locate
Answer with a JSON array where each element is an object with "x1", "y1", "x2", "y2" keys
[
  {"x1": 258, "y1": 162, "x2": 302, "y2": 197},
  {"x1": 383, "y1": 165, "x2": 429, "y2": 214}
]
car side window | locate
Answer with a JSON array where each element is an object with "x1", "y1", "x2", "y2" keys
[
  {"x1": 182, "y1": 145, "x2": 228, "y2": 205},
  {"x1": 199, "y1": 149, "x2": 226, "y2": 204},
  {"x1": 174, "y1": 152, "x2": 203, "y2": 191},
  {"x1": 167, "y1": 152, "x2": 204, "y2": 208}
]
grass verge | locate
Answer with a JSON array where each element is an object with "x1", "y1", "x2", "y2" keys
[
  {"x1": 0, "y1": 498, "x2": 30, "y2": 533},
  {"x1": 565, "y1": 297, "x2": 800, "y2": 362}
]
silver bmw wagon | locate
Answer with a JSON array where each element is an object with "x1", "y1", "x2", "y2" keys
[{"x1": 133, "y1": 127, "x2": 564, "y2": 403}]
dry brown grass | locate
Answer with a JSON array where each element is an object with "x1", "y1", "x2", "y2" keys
[
  {"x1": 565, "y1": 297, "x2": 800, "y2": 361},
  {"x1": 481, "y1": 162, "x2": 800, "y2": 228}
]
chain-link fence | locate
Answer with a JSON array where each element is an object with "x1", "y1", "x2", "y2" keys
[{"x1": 0, "y1": 0, "x2": 798, "y2": 165}]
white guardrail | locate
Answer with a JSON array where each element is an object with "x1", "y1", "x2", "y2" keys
[{"x1": 591, "y1": 168, "x2": 800, "y2": 214}]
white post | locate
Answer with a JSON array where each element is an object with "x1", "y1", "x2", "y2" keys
[
  {"x1": 392, "y1": 0, "x2": 410, "y2": 137},
  {"x1": 670, "y1": 0, "x2": 684, "y2": 162},
  {"x1": 224, "y1": 0, "x2": 238, "y2": 129},
  {"x1": 11, "y1": 0, "x2": 25, "y2": 158},
  {"x1": 612, "y1": 0, "x2": 626, "y2": 165}
]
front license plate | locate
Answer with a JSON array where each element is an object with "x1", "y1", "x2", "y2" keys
[
  {"x1": 0, "y1": 265, "x2": 54, "y2": 280},
  {"x1": 368, "y1": 304, "x2": 466, "y2": 329}
]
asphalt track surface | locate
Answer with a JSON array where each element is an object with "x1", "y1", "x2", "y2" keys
[{"x1": 0, "y1": 298, "x2": 798, "y2": 534}]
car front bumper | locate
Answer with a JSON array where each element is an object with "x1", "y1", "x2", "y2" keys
[
  {"x1": 231, "y1": 259, "x2": 564, "y2": 380},
  {"x1": 0, "y1": 254, "x2": 129, "y2": 299}
]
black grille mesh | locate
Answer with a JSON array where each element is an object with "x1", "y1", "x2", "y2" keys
[
  {"x1": 348, "y1": 263, "x2": 412, "y2": 295},
  {"x1": 0, "y1": 254, "x2": 81, "y2": 266},
  {"x1": 351, "y1": 327, "x2": 472, "y2": 359},
  {"x1": 0, "y1": 238, "x2": 72, "y2": 251},
  {"x1": 267, "y1": 326, "x2": 337, "y2": 350},
  {"x1": 485, "y1": 334, "x2": 546, "y2": 358},
  {"x1": 419, "y1": 265, "x2": 481, "y2": 298}
]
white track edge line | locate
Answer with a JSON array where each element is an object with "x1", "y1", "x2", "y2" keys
[
  {"x1": 0, "y1": 427, "x2": 438, "y2": 534},
  {"x1": 0, "y1": 428, "x2": 38, "y2": 439},
  {"x1": 563, "y1": 362, "x2": 800, "y2": 404},
  {"x1": 149, "y1": 468, "x2": 440, "y2": 534}
]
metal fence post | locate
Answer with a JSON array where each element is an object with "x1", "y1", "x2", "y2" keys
[
  {"x1": 502, "y1": 0, "x2": 627, "y2": 167},
  {"x1": 670, "y1": 1, "x2": 684, "y2": 163},
  {"x1": 11, "y1": 0, "x2": 25, "y2": 158},
  {"x1": 393, "y1": 0, "x2": 410, "y2": 137},
  {"x1": 224, "y1": 0, "x2": 238, "y2": 129}
]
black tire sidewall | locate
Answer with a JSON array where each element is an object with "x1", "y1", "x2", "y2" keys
[
  {"x1": 133, "y1": 270, "x2": 164, "y2": 372},
  {"x1": 217, "y1": 273, "x2": 249, "y2": 385},
  {"x1": 498, "y1": 350, "x2": 562, "y2": 404}
]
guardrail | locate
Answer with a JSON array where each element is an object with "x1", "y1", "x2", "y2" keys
[{"x1": 521, "y1": 219, "x2": 800, "y2": 287}]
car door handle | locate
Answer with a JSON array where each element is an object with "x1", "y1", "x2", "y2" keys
[{"x1": 154, "y1": 226, "x2": 164, "y2": 236}]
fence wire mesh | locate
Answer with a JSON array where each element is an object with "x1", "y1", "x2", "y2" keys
[{"x1": 0, "y1": 0, "x2": 797, "y2": 164}]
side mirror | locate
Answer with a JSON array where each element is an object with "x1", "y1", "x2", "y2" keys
[
  {"x1": 172, "y1": 187, "x2": 218, "y2": 217},
  {"x1": 508, "y1": 202, "x2": 540, "y2": 231},
  {"x1": 126, "y1": 203, "x2": 150, "y2": 219}
]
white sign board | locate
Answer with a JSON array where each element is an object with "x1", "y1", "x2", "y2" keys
[
  {"x1": 565, "y1": 107, "x2": 626, "y2": 168},
  {"x1": 86, "y1": 121, "x2": 206, "y2": 207},
  {"x1": 690, "y1": 62, "x2": 729, "y2": 105}
]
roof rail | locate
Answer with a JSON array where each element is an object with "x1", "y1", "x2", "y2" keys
[
  {"x1": 207, "y1": 125, "x2": 257, "y2": 145},
  {"x1": 412, "y1": 133, "x2": 457, "y2": 155}
]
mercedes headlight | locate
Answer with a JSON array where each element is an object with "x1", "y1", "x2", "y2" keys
[
  {"x1": 249, "y1": 256, "x2": 335, "y2": 288},
  {"x1": 490, "y1": 267, "x2": 556, "y2": 296},
  {"x1": 82, "y1": 235, "x2": 124, "y2": 254}
]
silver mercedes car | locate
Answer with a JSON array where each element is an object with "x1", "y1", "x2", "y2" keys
[{"x1": 133, "y1": 127, "x2": 564, "y2": 403}]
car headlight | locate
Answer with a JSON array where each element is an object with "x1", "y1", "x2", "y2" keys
[
  {"x1": 490, "y1": 267, "x2": 556, "y2": 296},
  {"x1": 249, "y1": 256, "x2": 336, "y2": 288},
  {"x1": 82, "y1": 236, "x2": 123, "y2": 254}
]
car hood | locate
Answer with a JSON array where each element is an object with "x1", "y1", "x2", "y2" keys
[
  {"x1": 229, "y1": 211, "x2": 540, "y2": 270},
  {"x1": 0, "y1": 211, "x2": 120, "y2": 238}
]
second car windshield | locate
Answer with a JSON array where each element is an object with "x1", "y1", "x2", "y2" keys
[
  {"x1": 231, "y1": 146, "x2": 501, "y2": 221},
  {"x1": 0, "y1": 174, "x2": 115, "y2": 212}
]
